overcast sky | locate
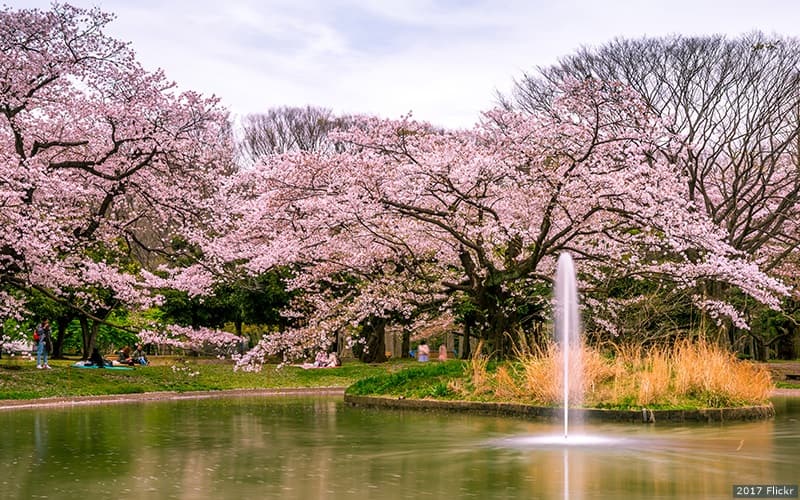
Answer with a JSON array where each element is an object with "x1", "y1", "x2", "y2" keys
[{"x1": 10, "y1": 0, "x2": 800, "y2": 129}]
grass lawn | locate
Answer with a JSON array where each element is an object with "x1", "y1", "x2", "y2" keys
[
  {"x1": 2, "y1": 351, "x2": 794, "y2": 405},
  {"x1": 0, "y1": 355, "x2": 414, "y2": 401}
]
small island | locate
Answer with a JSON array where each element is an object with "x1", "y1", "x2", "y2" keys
[{"x1": 345, "y1": 339, "x2": 776, "y2": 422}]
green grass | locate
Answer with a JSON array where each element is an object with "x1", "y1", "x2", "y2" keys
[
  {"x1": 0, "y1": 356, "x2": 411, "y2": 401},
  {"x1": 346, "y1": 361, "x2": 466, "y2": 399}
]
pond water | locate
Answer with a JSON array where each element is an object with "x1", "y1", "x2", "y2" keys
[{"x1": 1, "y1": 395, "x2": 797, "y2": 499}]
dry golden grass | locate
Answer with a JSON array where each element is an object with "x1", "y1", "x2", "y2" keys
[
  {"x1": 492, "y1": 365, "x2": 520, "y2": 400},
  {"x1": 467, "y1": 341, "x2": 493, "y2": 396},
  {"x1": 635, "y1": 346, "x2": 672, "y2": 406},
  {"x1": 517, "y1": 342, "x2": 562, "y2": 405},
  {"x1": 462, "y1": 338, "x2": 774, "y2": 408},
  {"x1": 670, "y1": 339, "x2": 773, "y2": 406},
  {"x1": 510, "y1": 342, "x2": 614, "y2": 406},
  {"x1": 580, "y1": 345, "x2": 615, "y2": 398}
]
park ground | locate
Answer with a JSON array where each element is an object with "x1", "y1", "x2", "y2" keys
[
  {"x1": 0, "y1": 355, "x2": 407, "y2": 403},
  {"x1": 1, "y1": 355, "x2": 798, "y2": 410},
  {"x1": 762, "y1": 360, "x2": 800, "y2": 388}
]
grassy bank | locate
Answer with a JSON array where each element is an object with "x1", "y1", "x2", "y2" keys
[
  {"x1": 0, "y1": 356, "x2": 409, "y2": 400},
  {"x1": 2, "y1": 346, "x2": 789, "y2": 407}
]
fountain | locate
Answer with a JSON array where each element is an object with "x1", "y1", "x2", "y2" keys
[
  {"x1": 508, "y1": 251, "x2": 616, "y2": 448},
  {"x1": 555, "y1": 252, "x2": 582, "y2": 439},
  {"x1": 508, "y1": 252, "x2": 617, "y2": 449}
]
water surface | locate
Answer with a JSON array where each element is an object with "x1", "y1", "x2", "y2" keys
[{"x1": 1, "y1": 396, "x2": 797, "y2": 499}]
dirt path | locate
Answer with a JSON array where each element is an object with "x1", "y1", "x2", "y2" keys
[
  {"x1": 771, "y1": 388, "x2": 800, "y2": 397},
  {"x1": 761, "y1": 360, "x2": 800, "y2": 380},
  {"x1": 0, "y1": 387, "x2": 346, "y2": 411}
]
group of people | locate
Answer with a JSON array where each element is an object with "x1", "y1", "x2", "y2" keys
[
  {"x1": 297, "y1": 350, "x2": 341, "y2": 369},
  {"x1": 73, "y1": 344, "x2": 150, "y2": 368},
  {"x1": 312, "y1": 350, "x2": 341, "y2": 368},
  {"x1": 117, "y1": 344, "x2": 149, "y2": 366},
  {"x1": 33, "y1": 317, "x2": 149, "y2": 369},
  {"x1": 414, "y1": 340, "x2": 448, "y2": 362},
  {"x1": 86, "y1": 344, "x2": 148, "y2": 367}
]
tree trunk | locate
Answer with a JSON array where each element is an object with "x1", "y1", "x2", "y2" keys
[
  {"x1": 753, "y1": 337, "x2": 768, "y2": 362},
  {"x1": 52, "y1": 315, "x2": 72, "y2": 359},
  {"x1": 475, "y1": 281, "x2": 517, "y2": 359},
  {"x1": 460, "y1": 319, "x2": 472, "y2": 359},
  {"x1": 777, "y1": 326, "x2": 798, "y2": 359},
  {"x1": 356, "y1": 318, "x2": 388, "y2": 363},
  {"x1": 401, "y1": 327, "x2": 411, "y2": 359},
  {"x1": 80, "y1": 316, "x2": 101, "y2": 360},
  {"x1": 80, "y1": 316, "x2": 92, "y2": 359},
  {"x1": 485, "y1": 303, "x2": 513, "y2": 359}
]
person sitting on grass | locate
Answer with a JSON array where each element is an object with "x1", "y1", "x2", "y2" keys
[
  {"x1": 117, "y1": 346, "x2": 134, "y2": 366},
  {"x1": 132, "y1": 343, "x2": 149, "y2": 365},
  {"x1": 325, "y1": 351, "x2": 341, "y2": 367},
  {"x1": 89, "y1": 347, "x2": 107, "y2": 368},
  {"x1": 313, "y1": 350, "x2": 328, "y2": 368}
]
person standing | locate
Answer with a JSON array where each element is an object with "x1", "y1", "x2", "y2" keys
[
  {"x1": 417, "y1": 340, "x2": 430, "y2": 362},
  {"x1": 35, "y1": 319, "x2": 52, "y2": 370}
]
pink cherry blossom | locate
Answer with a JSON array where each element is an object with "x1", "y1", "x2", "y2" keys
[
  {"x1": 213, "y1": 79, "x2": 787, "y2": 368},
  {"x1": 0, "y1": 4, "x2": 233, "y2": 325}
]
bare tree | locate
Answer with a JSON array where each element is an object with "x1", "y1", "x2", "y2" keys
[
  {"x1": 238, "y1": 106, "x2": 348, "y2": 164},
  {"x1": 509, "y1": 33, "x2": 800, "y2": 269},
  {"x1": 506, "y1": 32, "x2": 800, "y2": 355}
]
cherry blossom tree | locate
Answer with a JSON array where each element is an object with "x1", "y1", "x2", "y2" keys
[
  {"x1": 221, "y1": 79, "x2": 787, "y2": 369},
  {"x1": 138, "y1": 325, "x2": 242, "y2": 357},
  {"x1": 0, "y1": 4, "x2": 240, "y2": 352}
]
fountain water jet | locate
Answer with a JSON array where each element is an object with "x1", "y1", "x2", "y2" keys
[
  {"x1": 554, "y1": 252, "x2": 582, "y2": 439},
  {"x1": 495, "y1": 252, "x2": 634, "y2": 450}
]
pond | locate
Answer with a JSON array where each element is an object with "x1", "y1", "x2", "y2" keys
[{"x1": 1, "y1": 395, "x2": 798, "y2": 499}]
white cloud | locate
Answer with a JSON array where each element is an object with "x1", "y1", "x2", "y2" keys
[{"x1": 7, "y1": 0, "x2": 800, "y2": 128}]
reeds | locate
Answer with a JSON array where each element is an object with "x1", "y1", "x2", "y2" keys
[
  {"x1": 462, "y1": 338, "x2": 774, "y2": 408},
  {"x1": 517, "y1": 342, "x2": 563, "y2": 405},
  {"x1": 466, "y1": 340, "x2": 493, "y2": 396},
  {"x1": 670, "y1": 339, "x2": 773, "y2": 406}
]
